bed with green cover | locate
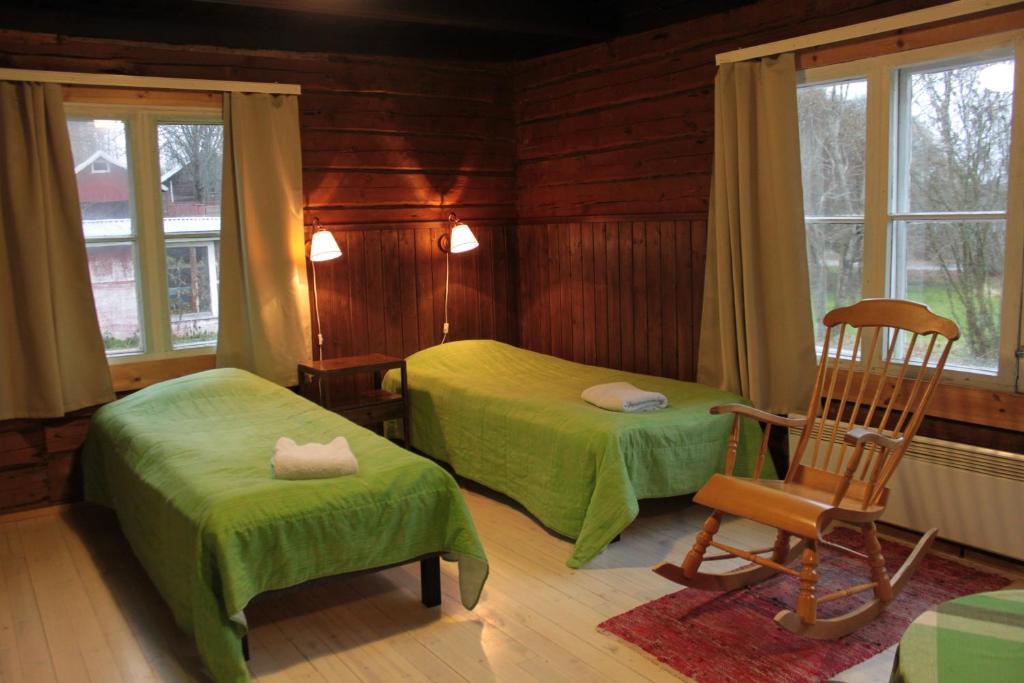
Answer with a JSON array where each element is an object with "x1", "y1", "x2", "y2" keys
[
  {"x1": 83, "y1": 368, "x2": 488, "y2": 683},
  {"x1": 382, "y1": 340, "x2": 770, "y2": 569}
]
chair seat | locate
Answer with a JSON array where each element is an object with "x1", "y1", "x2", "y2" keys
[{"x1": 693, "y1": 474, "x2": 885, "y2": 539}]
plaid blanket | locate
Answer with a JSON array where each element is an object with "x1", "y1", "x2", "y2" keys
[{"x1": 893, "y1": 589, "x2": 1024, "y2": 682}]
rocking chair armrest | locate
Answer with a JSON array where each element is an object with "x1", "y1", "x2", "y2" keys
[
  {"x1": 709, "y1": 403, "x2": 807, "y2": 429},
  {"x1": 711, "y1": 404, "x2": 803, "y2": 480},
  {"x1": 842, "y1": 426, "x2": 904, "y2": 451}
]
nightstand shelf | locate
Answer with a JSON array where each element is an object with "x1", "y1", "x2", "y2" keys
[
  {"x1": 333, "y1": 388, "x2": 402, "y2": 410},
  {"x1": 297, "y1": 354, "x2": 410, "y2": 446}
]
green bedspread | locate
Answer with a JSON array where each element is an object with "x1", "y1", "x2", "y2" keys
[
  {"x1": 382, "y1": 340, "x2": 771, "y2": 569},
  {"x1": 83, "y1": 368, "x2": 488, "y2": 683}
]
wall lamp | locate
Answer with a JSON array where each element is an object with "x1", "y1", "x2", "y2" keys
[
  {"x1": 306, "y1": 217, "x2": 341, "y2": 360},
  {"x1": 438, "y1": 212, "x2": 478, "y2": 343},
  {"x1": 438, "y1": 212, "x2": 479, "y2": 254},
  {"x1": 309, "y1": 216, "x2": 342, "y2": 261}
]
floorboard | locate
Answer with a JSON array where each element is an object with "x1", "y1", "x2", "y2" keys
[{"x1": 2, "y1": 491, "x2": 1020, "y2": 682}]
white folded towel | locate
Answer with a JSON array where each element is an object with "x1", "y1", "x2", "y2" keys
[
  {"x1": 272, "y1": 436, "x2": 359, "y2": 480},
  {"x1": 581, "y1": 381, "x2": 669, "y2": 413}
]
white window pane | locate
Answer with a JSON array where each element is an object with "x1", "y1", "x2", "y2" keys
[
  {"x1": 798, "y1": 79, "x2": 867, "y2": 217},
  {"x1": 894, "y1": 220, "x2": 1004, "y2": 373},
  {"x1": 158, "y1": 123, "x2": 224, "y2": 234},
  {"x1": 902, "y1": 58, "x2": 1014, "y2": 213},
  {"x1": 806, "y1": 222, "x2": 864, "y2": 349},
  {"x1": 167, "y1": 240, "x2": 219, "y2": 348},
  {"x1": 67, "y1": 119, "x2": 133, "y2": 238},
  {"x1": 86, "y1": 243, "x2": 142, "y2": 353}
]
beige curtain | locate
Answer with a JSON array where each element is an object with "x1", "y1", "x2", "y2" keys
[
  {"x1": 697, "y1": 53, "x2": 816, "y2": 414},
  {"x1": 217, "y1": 92, "x2": 310, "y2": 386},
  {"x1": 0, "y1": 81, "x2": 114, "y2": 419}
]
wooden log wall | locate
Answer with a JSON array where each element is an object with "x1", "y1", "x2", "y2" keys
[
  {"x1": 512, "y1": 0, "x2": 946, "y2": 378},
  {"x1": 0, "y1": 28, "x2": 516, "y2": 512},
  {"x1": 0, "y1": 414, "x2": 92, "y2": 513}
]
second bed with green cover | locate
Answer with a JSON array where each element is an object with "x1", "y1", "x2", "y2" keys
[
  {"x1": 383, "y1": 340, "x2": 770, "y2": 568},
  {"x1": 83, "y1": 368, "x2": 488, "y2": 683}
]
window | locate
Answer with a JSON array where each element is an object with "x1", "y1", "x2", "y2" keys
[
  {"x1": 798, "y1": 34, "x2": 1024, "y2": 391},
  {"x1": 67, "y1": 106, "x2": 223, "y2": 358},
  {"x1": 798, "y1": 79, "x2": 867, "y2": 350},
  {"x1": 891, "y1": 57, "x2": 1013, "y2": 374},
  {"x1": 157, "y1": 122, "x2": 223, "y2": 348}
]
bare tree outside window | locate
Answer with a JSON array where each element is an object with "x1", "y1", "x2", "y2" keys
[
  {"x1": 158, "y1": 123, "x2": 224, "y2": 211},
  {"x1": 896, "y1": 58, "x2": 1013, "y2": 371},
  {"x1": 158, "y1": 123, "x2": 224, "y2": 348},
  {"x1": 798, "y1": 80, "x2": 867, "y2": 348},
  {"x1": 68, "y1": 119, "x2": 127, "y2": 168}
]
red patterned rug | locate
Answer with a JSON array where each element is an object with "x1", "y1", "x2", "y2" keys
[{"x1": 598, "y1": 527, "x2": 1011, "y2": 683}]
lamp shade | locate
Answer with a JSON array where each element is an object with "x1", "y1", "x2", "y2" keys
[
  {"x1": 449, "y1": 222, "x2": 479, "y2": 253},
  {"x1": 309, "y1": 228, "x2": 342, "y2": 261}
]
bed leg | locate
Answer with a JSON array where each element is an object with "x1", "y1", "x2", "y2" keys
[
  {"x1": 242, "y1": 634, "x2": 250, "y2": 661},
  {"x1": 421, "y1": 556, "x2": 441, "y2": 607}
]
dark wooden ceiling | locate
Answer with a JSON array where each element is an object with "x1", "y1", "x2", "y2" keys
[{"x1": 0, "y1": 0, "x2": 757, "y2": 60}]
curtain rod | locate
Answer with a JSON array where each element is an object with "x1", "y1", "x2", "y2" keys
[
  {"x1": 715, "y1": 0, "x2": 1021, "y2": 65},
  {"x1": 0, "y1": 68, "x2": 301, "y2": 95}
]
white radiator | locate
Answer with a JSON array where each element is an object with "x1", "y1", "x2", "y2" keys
[{"x1": 789, "y1": 423, "x2": 1024, "y2": 561}]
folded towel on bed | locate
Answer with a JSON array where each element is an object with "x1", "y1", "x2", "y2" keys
[
  {"x1": 581, "y1": 382, "x2": 669, "y2": 413},
  {"x1": 272, "y1": 436, "x2": 359, "y2": 479}
]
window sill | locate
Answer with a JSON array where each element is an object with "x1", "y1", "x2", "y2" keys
[
  {"x1": 822, "y1": 371, "x2": 1023, "y2": 432},
  {"x1": 109, "y1": 352, "x2": 216, "y2": 393}
]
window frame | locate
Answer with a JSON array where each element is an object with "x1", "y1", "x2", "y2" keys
[
  {"x1": 66, "y1": 102, "x2": 224, "y2": 363},
  {"x1": 798, "y1": 30, "x2": 1024, "y2": 393}
]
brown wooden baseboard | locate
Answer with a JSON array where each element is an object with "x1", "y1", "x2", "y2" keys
[{"x1": 0, "y1": 501, "x2": 73, "y2": 524}]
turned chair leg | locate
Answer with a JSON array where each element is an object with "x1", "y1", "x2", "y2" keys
[
  {"x1": 682, "y1": 511, "x2": 722, "y2": 578},
  {"x1": 771, "y1": 530, "x2": 791, "y2": 563},
  {"x1": 863, "y1": 523, "x2": 894, "y2": 602},
  {"x1": 796, "y1": 541, "x2": 819, "y2": 625}
]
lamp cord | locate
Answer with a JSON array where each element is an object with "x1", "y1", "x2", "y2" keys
[
  {"x1": 311, "y1": 260, "x2": 324, "y2": 360},
  {"x1": 441, "y1": 250, "x2": 450, "y2": 344}
]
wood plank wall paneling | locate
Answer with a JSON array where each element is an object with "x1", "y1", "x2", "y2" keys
[
  {"x1": 312, "y1": 224, "x2": 515, "y2": 360},
  {"x1": 517, "y1": 219, "x2": 705, "y2": 380}
]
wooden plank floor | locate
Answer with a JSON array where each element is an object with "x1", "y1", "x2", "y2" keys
[{"x1": 1, "y1": 488, "x2": 1021, "y2": 683}]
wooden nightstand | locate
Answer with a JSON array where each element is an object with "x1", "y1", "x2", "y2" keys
[{"x1": 297, "y1": 354, "x2": 410, "y2": 447}]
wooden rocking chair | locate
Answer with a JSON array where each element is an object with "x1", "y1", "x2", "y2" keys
[{"x1": 654, "y1": 299, "x2": 960, "y2": 639}]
